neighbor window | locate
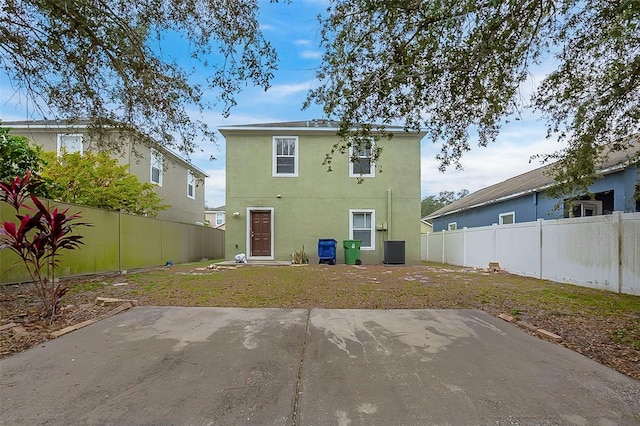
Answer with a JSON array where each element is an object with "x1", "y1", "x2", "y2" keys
[
  {"x1": 349, "y1": 209, "x2": 375, "y2": 250},
  {"x1": 349, "y1": 139, "x2": 375, "y2": 178},
  {"x1": 569, "y1": 200, "x2": 602, "y2": 217},
  {"x1": 499, "y1": 212, "x2": 515, "y2": 225},
  {"x1": 273, "y1": 136, "x2": 298, "y2": 176},
  {"x1": 150, "y1": 149, "x2": 163, "y2": 186},
  {"x1": 448, "y1": 222, "x2": 457, "y2": 231},
  {"x1": 215, "y1": 212, "x2": 225, "y2": 226},
  {"x1": 187, "y1": 170, "x2": 195, "y2": 199},
  {"x1": 57, "y1": 134, "x2": 83, "y2": 156}
]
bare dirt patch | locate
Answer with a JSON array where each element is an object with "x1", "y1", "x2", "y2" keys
[{"x1": 1, "y1": 262, "x2": 638, "y2": 380}]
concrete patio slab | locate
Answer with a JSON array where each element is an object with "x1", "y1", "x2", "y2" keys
[{"x1": 1, "y1": 307, "x2": 639, "y2": 425}]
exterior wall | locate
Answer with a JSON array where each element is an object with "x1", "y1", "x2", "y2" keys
[
  {"x1": 424, "y1": 212, "x2": 640, "y2": 295},
  {"x1": 432, "y1": 168, "x2": 638, "y2": 231},
  {"x1": 224, "y1": 128, "x2": 422, "y2": 264},
  {"x1": 6, "y1": 124, "x2": 205, "y2": 224}
]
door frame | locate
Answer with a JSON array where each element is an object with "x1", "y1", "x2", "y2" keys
[{"x1": 246, "y1": 207, "x2": 274, "y2": 260}]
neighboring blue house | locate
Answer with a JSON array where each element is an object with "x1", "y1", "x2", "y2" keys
[{"x1": 426, "y1": 143, "x2": 639, "y2": 232}]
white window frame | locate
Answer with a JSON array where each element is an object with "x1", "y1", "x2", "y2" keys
[
  {"x1": 150, "y1": 149, "x2": 163, "y2": 186},
  {"x1": 187, "y1": 170, "x2": 195, "y2": 199},
  {"x1": 215, "y1": 212, "x2": 225, "y2": 227},
  {"x1": 56, "y1": 133, "x2": 83, "y2": 156},
  {"x1": 349, "y1": 139, "x2": 375, "y2": 178},
  {"x1": 448, "y1": 222, "x2": 457, "y2": 231},
  {"x1": 349, "y1": 209, "x2": 375, "y2": 250},
  {"x1": 272, "y1": 136, "x2": 299, "y2": 177},
  {"x1": 499, "y1": 211, "x2": 515, "y2": 225},
  {"x1": 570, "y1": 200, "x2": 602, "y2": 217}
]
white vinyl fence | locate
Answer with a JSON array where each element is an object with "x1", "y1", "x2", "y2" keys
[{"x1": 421, "y1": 212, "x2": 640, "y2": 295}]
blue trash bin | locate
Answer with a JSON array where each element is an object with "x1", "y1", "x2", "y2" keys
[{"x1": 318, "y1": 239, "x2": 337, "y2": 265}]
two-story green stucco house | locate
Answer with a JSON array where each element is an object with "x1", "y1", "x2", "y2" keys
[
  {"x1": 220, "y1": 120, "x2": 425, "y2": 265},
  {"x1": 5, "y1": 120, "x2": 208, "y2": 224}
]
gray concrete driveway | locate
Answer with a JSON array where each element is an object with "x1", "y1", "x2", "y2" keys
[{"x1": 1, "y1": 307, "x2": 639, "y2": 425}]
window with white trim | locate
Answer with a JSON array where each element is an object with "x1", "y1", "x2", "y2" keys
[
  {"x1": 272, "y1": 136, "x2": 298, "y2": 176},
  {"x1": 448, "y1": 222, "x2": 457, "y2": 231},
  {"x1": 499, "y1": 211, "x2": 515, "y2": 225},
  {"x1": 349, "y1": 139, "x2": 375, "y2": 177},
  {"x1": 215, "y1": 212, "x2": 225, "y2": 226},
  {"x1": 150, "y1": 149, "x2": 163, "y2": 186},
  {"x1": 187, "y1": 170, "x2": 195, "y2": 199},
  {"x1": 349, "y1": 209, "x2": 375, "y2": 250},
  {"x1": 57, "y1": 134, "x2": 83, "y2": 156}
]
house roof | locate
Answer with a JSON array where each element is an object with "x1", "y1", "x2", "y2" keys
[
  {"x1": 425, "y1": 141, "x2": 639, "y2": 220},
  {"x1": 3, "y1": 120, "x2": 209, "y2": 178},
  {"x1": 205, "y1": 205, "x2": 225, "y2": 212},
  {"x1": 218, "y1": 119, "x2": 424, "y2": 136}
]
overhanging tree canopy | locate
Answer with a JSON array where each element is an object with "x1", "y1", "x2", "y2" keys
[
  {"x1": 307, "y1": 0, "x2": 640, "y2": 195},
  {"x1": 1, "y1": 0, "x2": 279, "y2": 156}
]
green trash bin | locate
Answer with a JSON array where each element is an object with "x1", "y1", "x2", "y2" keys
[{"x1": 343, "y1": 239, "x2": 362, "y2": 265}]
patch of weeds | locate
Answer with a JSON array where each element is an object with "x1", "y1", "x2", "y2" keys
[
  {"x1": 68, "y1": 281, "x2": 107, "y2": 294},
  {"x1": 510, "y1": 308, "x2": 523, "y2": 320},
  {"x1": 611, "y1": 327, "x2": 640, "y2": 350}
]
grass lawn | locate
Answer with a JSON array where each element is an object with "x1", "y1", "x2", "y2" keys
[{"x1": 5, "y1": 260, "x2": 640, "y2": 379}]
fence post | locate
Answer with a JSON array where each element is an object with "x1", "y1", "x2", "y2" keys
[
  {"x1": 426, "y1": 233, "x2": 429, "y2": 261},
  {"x1": 537, "y1": 218, "x2": 543, "y2": 279},
  {"x1": 463, "y1": 227, "x2": 467, "y2": 267},
  {"x1": 442, "y1": 230, "x2": 446, "y2": 264},
  {"x1": 118, "y1": 209, "x2": 122, "y2": 272},
  {"x1": 614, "y1": 211, "x2": 622, "y2": 293}
]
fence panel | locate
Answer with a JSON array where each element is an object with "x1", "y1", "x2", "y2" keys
[
  {"x1": 541, "y1": 216, "x2": 619, "y2": 292},
  {"x1": 443, "y1": 230, "x2": 465, "y2": 265},
  {"x1": 204, "y1": 227, "x2": 225, "y2": 260},
  {"x1": 421, "y1": 212, "x2": 640, "y2": 295},
  {"x1": 621, "y1": 213, "x2": 640, "y2": 295},
  {"x1": 53, "y1": 203, "x2": 121, "y2": 277},
  {"x1": 425, "y1": 232, "x2": 443, "y2": 263},
  {"x1": 495, "y1": 222, "x2": 540, "y2": 278},
  {"x1": 465, "y1": 226, "x2": 495, "y2": 268},
  {"x1": 1, "y1": 198, "x2": 225, "y2": 284}
]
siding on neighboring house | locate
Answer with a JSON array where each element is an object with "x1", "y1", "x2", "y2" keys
[
  {"x1": 221, "y1": 121, "x2": 425, "y2": 265},
  {"x1": 5, "y1": 120, "x2": 208, "y2": 224},
  {"x1": 427, "y1": 145, "x2": 639, "y2": 232}
]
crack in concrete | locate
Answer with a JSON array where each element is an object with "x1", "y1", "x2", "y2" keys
[{"x1": 291, "y1": 309, "x2": 311, "y2": 426}]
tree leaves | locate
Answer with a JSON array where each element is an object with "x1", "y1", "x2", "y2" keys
[
  {"x1": 308, "y1": 1, "x2": 639, "y2": 197},
  {"x1": 39, "y1": 150, "x2": 169, "y2": 217},
  {"x1": 0, "y1": 0, "x2": 279, "y2": 156}
]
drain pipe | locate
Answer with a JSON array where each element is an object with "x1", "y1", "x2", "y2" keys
[{"x1": 387, "y1": 189, "x2": 392, "y2": 240}]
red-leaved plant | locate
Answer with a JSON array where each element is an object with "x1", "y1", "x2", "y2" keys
[{"x1": 0, "y1": 171, "x2": 90, "y2": 320}]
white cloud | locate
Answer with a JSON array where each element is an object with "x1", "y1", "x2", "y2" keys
[
  {"x1": 300, "y1": 50, "x2": 322, "y2": 59},
  {"x1": 204, "y1": 168, "x2": 226, "y2": 208},
  {"x1": 295, "y1": 39, "x2": 312, "y2": 46},
  {"x1": 265, "y1": 80, "x2": 317, "y2": 98},
  {"x1": 420, "y1": 120, "x2": 565, "y2": 198}
]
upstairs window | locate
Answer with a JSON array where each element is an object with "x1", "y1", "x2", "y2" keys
[
  {"x1": 150, "y1": 149, "x2": 163, "y2": 186},
  {"x1": 448, "y1": 222, "x2": 457, "y2": 231},
  {"x1": 350, "y1": 209, "x2": 375, "y2": 250},
  {"x1": 57, "y1": 134, "x2": 83, "y2": 156},
  {"x1": 349, "y1": 140, "x2": 375, "y2": 178},
  {"x1": 187, "y1": 170, "x2": 195, "y2": 199},
  {"x1": 273, "y1": 136, "x2": 298, "y2": 176}
]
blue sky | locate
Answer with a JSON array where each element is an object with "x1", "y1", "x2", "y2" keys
[{"x1": 1, "y1": 0, "x2": 563, "y2": 209}]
